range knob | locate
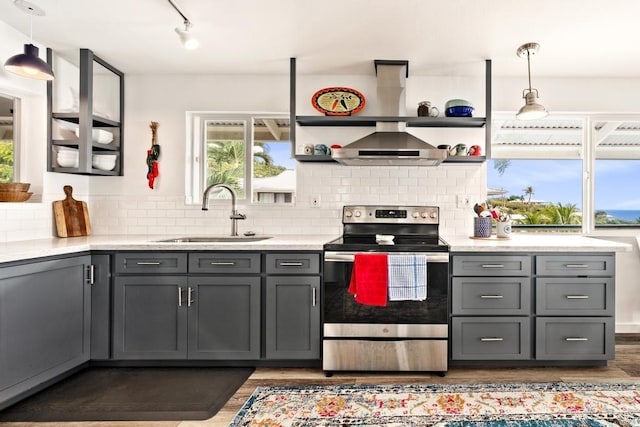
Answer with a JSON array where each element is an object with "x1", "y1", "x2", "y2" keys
[
  {"x1": 430, "y1": 211, "x2": 438, "y2": 219},
  {"x1": 354, "y1": 210, "x2": 362, "y2": 217},
  {"x1": 412, "y1": 212, "x2": 420, "y2": 218},
  {"x1": 344, "y1": 210, "x2": 353, "y2": 218},
  {"x1": 420, "y1": 212, "x2": 429, "y2": 218}
]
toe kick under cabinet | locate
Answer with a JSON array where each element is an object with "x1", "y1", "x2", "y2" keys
[
  {"x1": 111, "y1": 251, "x2": 320, "y2": 362},
  {"x1": 451, "y1": 253, "x2": 615, "y2": 364}
]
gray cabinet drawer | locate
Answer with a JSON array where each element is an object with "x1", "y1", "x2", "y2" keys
[
  {"x1": 189, "y1": 253, "x2": 261, "y2": 274},
  {"x1": 265, "y1": 253, "x2": 320, "y2": 275},
  {"x1": 535, "y1": 255, "x2": 614, "y2": 276},
  {"x1": 452, "y1": 277, "x2": 530, "y2": 315},
  {"x1": 115, "y1": 253, "x2": 188, "y2": 274},
  {"x1": 451, "y1": 317, "x2": 531, "y2": 360},
  {"x1": 535, "y1": 278, "x2": 614, "y2": 316},
  {"x1": 535, "y1": 317, "x2": 614, "y2": 360},
  {"x1": 452, "y1": 255, "x2": 531, "y2": 277}
]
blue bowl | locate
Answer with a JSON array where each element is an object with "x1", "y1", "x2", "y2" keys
[{"x1": 445, "y1": 106, "x2": 474, "y2": 117}]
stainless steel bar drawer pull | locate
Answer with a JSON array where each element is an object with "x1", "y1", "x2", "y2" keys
[
  {"x1": 480, "y1": 337, "x2": 504, "y2": 342},
  {"x1": 565, "y1": 264, "x2": 589, "y2": 268},
  {"x1": 188, "y1": 287, "x2": 194, "y2": 307},
  {"x1": 566, "y1": 295, "x2": 589, "y2": 299},
  {"x1": 211, "y1": 261, "x2": 235, "y2": 265},
  {"x1": 480, "y1": 295, "x2": 504, "y2": 299},
  {"x1": 565, "y1": 337, "x2": 588, "y2": 341},
  {"x1": 312, "y1": 288, "x2": 317, "y2": 307},
  {"x1": 178, "y1": 288, "x2": 183, "y2": 307},
  {"x1": 481, "y1": 264, "x2": 504, "y2": 268},
  {"x1": 136, "y1": 261, "x2": 162, "y2": 265},
  {"x1": 279, "y1": 262, "x2": 304, "y2": 267}
]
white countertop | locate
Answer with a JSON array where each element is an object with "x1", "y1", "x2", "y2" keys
[
  {"x1": 445, "y1": 234, "x2": 632, "y2": 253},
  {"x1": 0, "y1": 234, "x2": 338, "y2": 264},
  {"x1": 0, "y1": 233, "x2": 631, "y2": 264}
]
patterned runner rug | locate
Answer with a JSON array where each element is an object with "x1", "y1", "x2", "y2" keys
[{"x1": 229, "y1": 382, "x2": 640, "y2": 426}]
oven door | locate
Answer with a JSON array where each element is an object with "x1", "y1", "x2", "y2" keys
[{"x1": 323, "y1": 251, "x2": 449, "y2": 325}]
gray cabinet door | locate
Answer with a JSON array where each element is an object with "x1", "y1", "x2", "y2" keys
[
  {"x1": 112, "y1": 276, "x2": 188, "y2": 359},
  {"x1": 189, "y1": 253, "x2": 261, "y2": 274},
  {"x1": 0, "y1": 255, "x2": 91, "y2": 410},
  {"x1": 187, "y1": 277, "x2": 261, "y2": 359},
  {"x1": 452, "y1": 277, "x2": 531, "y2": 315},
  {"x1": 90, "y1": 254, "x2": 111, "y2": 359},
  {"x1": 452, "y1": 255, "x2": 531, "y2": 277},
  {"x1": 536, "y1": 317, "x2": 614, "y2": 360},
  {"x1": 265, "y1": 253, "x2": 320, "y2": 275},
  {"x1": 265, "y1": 276, "x2": 320, "y2": 359},
  {"x1": 114, "y1": 252, "x2": 188, "y2": 274},
  {"x1": 535, "y1": 278, "x2": 614, "y2": 316},
  {"x1": 536, "y1": 255, "x2": 614, "y2": 276},
  {"x1": 451, "y1": 317, "x2": 531, "y2": 360}
]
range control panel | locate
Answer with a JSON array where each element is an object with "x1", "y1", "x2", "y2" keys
[{"x1": 342, "y1": 205, "x2": 439, "y2": 225}]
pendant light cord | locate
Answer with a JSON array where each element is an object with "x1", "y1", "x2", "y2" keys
[
  {"x1": 526, "y1": 51, "x2": 533, "y2": 92},
  {"x1": 167, "y1": 0, "x2": 190, "y2": 25}
]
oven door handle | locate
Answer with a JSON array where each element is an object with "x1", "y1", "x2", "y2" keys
[{"x1": 324, "y1": 251, "x2": 449, "y2": 263}]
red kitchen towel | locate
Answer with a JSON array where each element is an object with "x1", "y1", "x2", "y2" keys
[{"x1": 348, "y1": 253, "x2": 388, "y2": 306}]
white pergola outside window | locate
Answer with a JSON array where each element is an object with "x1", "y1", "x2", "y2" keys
[{"x1": 490, "y1": 113, "x2": 640, "y2": 233}]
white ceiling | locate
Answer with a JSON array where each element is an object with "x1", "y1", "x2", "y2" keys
[{"x1": 1, "y1": 0, "x2": 640, "y2": 77}]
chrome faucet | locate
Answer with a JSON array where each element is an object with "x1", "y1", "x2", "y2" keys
[{"x1": 202, "y1": 183, "x2": 246, "y2": 236}]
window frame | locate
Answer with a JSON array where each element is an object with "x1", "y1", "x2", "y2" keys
[
  {"x1": 185, "y1": 111, "x2": 291, "y2": 205},
  {"x1": 0, "y1": 93, "x2": 20, "y2": 183},
  {"x1": 491, "y1": 112, "x2": 640, "y2": 233}
]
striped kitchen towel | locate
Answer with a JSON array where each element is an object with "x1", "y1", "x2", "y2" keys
[{"x1": 387, "y1": 254, "x2": 427, "y2": 301}]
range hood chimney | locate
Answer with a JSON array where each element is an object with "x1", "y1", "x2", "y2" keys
[{"x1": 331, "y1": 60, "x2": 448, "y2": 166}]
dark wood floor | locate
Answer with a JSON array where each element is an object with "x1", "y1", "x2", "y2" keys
[{"x1": 3, "y1": 335, "x2": 640, "y2": 427}]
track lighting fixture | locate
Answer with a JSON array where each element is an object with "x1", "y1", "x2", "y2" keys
[
  {"x1": 167, "y1": 0, "x2": 199, "y2": 50},
  {"x1": 516, "y1": 42, "x2": 547, "y2": 120},
  {"x1": 3, "y1": 0, "x2": 55, "y2": 80},
  {"x1": 175, "y1": 20, "x2": 199, "y2": 50}
]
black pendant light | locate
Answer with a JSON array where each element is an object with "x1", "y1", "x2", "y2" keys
[{"x1": 3, "y1": 0, "x2": 55, "y2": 81}]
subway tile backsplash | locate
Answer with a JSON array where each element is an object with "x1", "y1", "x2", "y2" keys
[{"x1": 0, "y1": 163, "x2": 485, "y2": 242}]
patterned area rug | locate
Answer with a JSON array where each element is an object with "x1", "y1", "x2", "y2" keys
[{"x1": 229, "y1": 382, "x2": 640, "y2": 426}]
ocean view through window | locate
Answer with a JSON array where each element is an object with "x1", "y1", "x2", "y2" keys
[{"x1": 490, "y1": 114, "x2": 640, "y2": 231}]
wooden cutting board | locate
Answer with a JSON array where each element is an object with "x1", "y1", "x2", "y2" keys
[{"x1": 53, "y1": 185, "x2": 92, "y2": 237}]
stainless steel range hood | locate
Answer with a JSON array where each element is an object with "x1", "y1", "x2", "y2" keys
[{"x1": 331, "y1": 60, "x2": 448, "y2": 166}]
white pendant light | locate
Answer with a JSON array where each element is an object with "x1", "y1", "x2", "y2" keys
[
  {"x1": 175, "y1": 21, "x2": 199, "y2": 50},
  {"x1": 167, "y1": 0, "x2": 199, "y2": 50},
  {"x1": 516, "y1": 42, "x2": 547, "y2": 120},
  {"x1": 3, "y1": 0, "x2": 54, "y2": 80}
]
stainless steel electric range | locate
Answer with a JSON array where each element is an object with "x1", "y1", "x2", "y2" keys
[{"x1": 322, "y1": 205, "x2": 450, "y2": 375}]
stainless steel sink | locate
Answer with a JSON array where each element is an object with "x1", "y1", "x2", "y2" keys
[{"x1": 155, "y1": 236, "x2": 272, "y2": 243}]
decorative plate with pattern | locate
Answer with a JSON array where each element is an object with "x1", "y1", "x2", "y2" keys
[{"x1": 311, "y1": 87, "x2": 366, "y2": 116}]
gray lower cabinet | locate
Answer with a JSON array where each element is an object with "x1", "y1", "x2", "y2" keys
[
  {"x1": 534, "y1": 254, "x2": 615, "y2": 361},
  {"x1": 451, "y1": 252, "x2": 616, "y2": 364},
  {"x1": 451, "y1": 317, "x2": 531, "y2": 360},
  {"x1": 187, "y1": 276, "x2": 261, "y2": 359},
  {"x1": 112, "y1": 274, "x2": 261, "y2": 360},
  {"x1": 536, "y1": 317, "x2": 614, "y2": 360},
  {"x1": 90, "y1": 254, "x2": 111, "y2": 360},
  {"x1": 265, "y1": 276, "x2": 320, "y2": 359},
  {"x1": 451, "y1": 254, "x2": 532, "y2": 361},
  {"x1": 111, "y1": 251, "x2": 321, "y2": 361},
  {"x1": 113, "y1": 275, "x2": 188, "y2": 359},
  {"x1": 0, "y1": 255, "x2": 92, "y2": 410}
]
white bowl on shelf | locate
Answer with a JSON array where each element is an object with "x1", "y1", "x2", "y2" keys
[
  {"x1": 56, "y1": 148, "x2": 79, "y2": 168},
  {"x1": 75, "y1": 128, "x2": 114, "y2": 144},
  {"x1": 92, "y1": 154, "x2": 117, "y2": 171}
]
